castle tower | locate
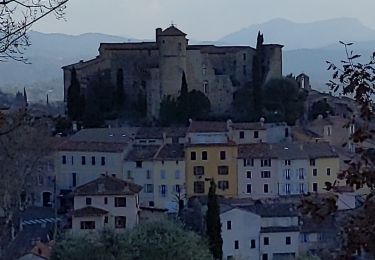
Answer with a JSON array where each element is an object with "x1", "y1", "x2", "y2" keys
[{"x1": 156, "y1": 25, "x2": 188, "y2": 98}]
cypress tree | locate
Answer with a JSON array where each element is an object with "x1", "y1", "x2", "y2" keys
[
  {"x1": 206, "y1": 180, "x2": 223, "y2": 260},
  {"x1": 67, "y1": 68, "x2": 84, "y2": 120},
  {"x1": 115, "y1": 68, "x2": 125, "y2": 110},
  {"x1": 177, "y1": 71, "x2": 189, "y2": 123}
]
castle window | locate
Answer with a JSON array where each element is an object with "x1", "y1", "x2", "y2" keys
[
  {"x1": 202, "y1": 64, "x2": 207, "y2": 76},
  {"x1": 243, "y1": 53, "x2": 247, "y2": 61},
  {"x1": 203, "y1": 81, "x2": 209, "y2": 95},
  {"x1": 243, "y1": 65, "x2": 247, "y2": 76}
]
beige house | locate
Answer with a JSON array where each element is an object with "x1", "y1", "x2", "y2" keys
[{"x1": 71, "y1": 175, "x2": 142, "y2": 234}]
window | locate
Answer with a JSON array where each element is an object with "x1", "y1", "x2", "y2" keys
[
  {"x1": 218, "y1": 180, "x2": 229, "y2": 190},
  {"x1": 86, "y1": 197, "x2": 92, "y2": 205},
  {"x1": 246, "y1": 184, "x2": 252, "y2": 193},
  {"x1": 246, "y1": 171, "x2": 252, "y2": 179},
  {"x1": 286, "y1": 236, "x2": 291, "y2": 245},
  {"x1": 313, "y1": 168, "x2": 317, "y2": 177},
  {"x1": 144, "y1": 184, "x2": 154, "y2": 193},
  {"x1": 263, "y1": 184, "x2": 269, "y2": 193},
  {"x1": 263, "y1": 237, "x2": 269, "y2": 245},
  {"x1": 194, "y1": 181, "x2": 205, "y2": 194},
  {"x1": 193, "y1": 166, "x2": 204, "y2": 176},
  {"x1": 104, "y1": 197, "x2": 108, "y2": 204},
  {"x1": 227, "y1": 221, "x2": 232, "y2": 230},
  {"x1": 101, "y1": 156, "x2": 105, "y2": 166},
  {"x1": 160, "y1": 170, "x2": 166, "y2": 179},
  {"x1": 218, "y1": 166, "x2": 229, "y2": 175},
  {"x1": 149, "y1": 201, "x2": 154, "y2": 207},
  {"x1": 115, "y1": 216, "x2": 126, "y2": 229},
  {"x1": 243, "y1": 65, "x2": 247, "y2": 76},
  {"x1": 244, "y1": 158, "x2": 254, "y2": 167},
  {"x1": 104, "y1": 216, "x2": 108, "y2": 224},
  {"x1": 310, "y1": 159, "x2": 316, "y2": 166},
  {"x1": 326, "y1": 168, "x2": 331, "y2": 176},
  {"x1": 285, "y1": 184, "x2": 290, "y2": 194},
  {"x1": 301, "y1": 233, "x2": 308, "y2": 243},
  {"x1": 71, "y1": 156, "x2": 74, "y2": 165},
  {"x1": 37, "y1": 175, "x2": 44, "y2": 185},
  {"x1": 159, "y1": 185, "x2": 167, "y2": 197},
  {"x1": 91, "y1": 156, "x2": 96, "y2": 165},
  {"x1": 254, "y1": 131, "x2": 259, "y2": 138},
  {"x1": 285, "y1": 169, "x2": 290, "y2": 180},
  {"x1": 261, "y1": 159, "x2": 271, "y2": 167},
  {"x1": 285, "y1": 127, "x2": 289, "y2": 137},
  {"x1": 191, "y1": 151, "x2": 196, "y2": 160},
  {"x1": 239, "y1": 131, "x2": 245, "y2": 139},
  {"x1": 146, "y1": 170, "x2": 151, "y2": 179},
  {"x1": 175, "y1": 170, "x2": 181, "y2": 179},
  {"x1": 327, "y1": 126, "x2": 332, "y2": 136},
  {"x1": 81, "y1": 156, "x2": 86, "y2": 165},
  {"x1": 250, "y1": 239, "x2": 256, "y2": 248},
  {"x1": 243, "y1": 53, "x2": 247, "y2": 61},
  {"x1": 115, "y1": 197, "x2": 126, "y2": 207},
  {"x1": 261, "y1": 171, "x2": 271, "y2": 178},
  {"x1": 284, "y1": 160, "x2": 291, "y2": 166},
  {"x1": 203, "y1": 81, "x2": 209, "y2": 95},
  {"x1": 313, "y1": 183, "x2": 318, "y2": 192},
  {"x1": 202, "y1": 151, "x2": 208, "y2": 160},
  {"x1": 262, "y1": 254, "x2": 268, "y2": 260},
  {"x1": 175, "y1": 184, "x2": 181, "y2": 193},
  {"x1": 299, "y1": 168, "x2": 305, "y2": 179},
  {"x1": 62, "y1": 155, "x2": 66, "y2": 164},
  {"x1": 127, "y1": 170, "x2": 132, "y2": 179},
  {"x1": 234, "y1": 240, "x2": 239, "y2": 249},
  {"x1": 136, "y1": 161, "x2": 142, "y2": 168},
  {"x1": 220, "y1": 151, "x2": 226, "y2": 160},
  {"x1": 72, "y1": 172, "x2": 76, "y2": 187},
  {"x1": 80, "y1": 221, "x2": 95, "y2": 230},
  {"x1": 299, "y1": 183, "x2": 305, "y2": 193},
  {"x1": 202, "y1": 64, "x2": 207, "y2": 76}
]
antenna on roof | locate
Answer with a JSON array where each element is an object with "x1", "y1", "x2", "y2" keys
[{"x1": 171, "y1": 20, "x2": 177, "y2": 27}]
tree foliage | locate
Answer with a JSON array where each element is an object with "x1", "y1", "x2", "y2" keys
[
  {"x1": 51, "y1": 220, "x2": 213, "y2": 260},
  {"x1": 308, "y1": 99, "x2": 334, "y2": 120},
  {"x1": 206, "y1": 180, "x2": 223, "y2": 260},
  {"x1": 301, "y1": 43, "x2": 375, "y2": 259},
  {"x1": 67, "y1": 68, "x2": 85, "y2": 121},
  {"x1": 0, "y1": 0, "x2": 68, "y2": 62},
  {"x1": 159, "y1": 72, "x2": 211, "y2": 125}
]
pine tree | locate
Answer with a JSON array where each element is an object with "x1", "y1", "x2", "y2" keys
[
  {"x1": 67, "y1": 68, "x2": 84, "y2": 120},
  {"x1": 206, "y1": 180, "x2": 223, "y2": 260}
]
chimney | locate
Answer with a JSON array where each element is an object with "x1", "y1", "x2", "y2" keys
[
  {"x1": 226, "y1": 119, "x2": 232, "y2": 131},
  {"x1": 260, "y1": 117, "x2": 265, "y2": 127},
  {"x1": 72, "y1": 121, "x2": 78, "y2": 132},
  {"x1": 162, "y1": 132, "x2": 167, "y2": 144}
]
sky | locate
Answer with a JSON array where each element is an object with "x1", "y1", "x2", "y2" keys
[{"x1": 33, "y1": 0, "x2": 375, "y2": 41}]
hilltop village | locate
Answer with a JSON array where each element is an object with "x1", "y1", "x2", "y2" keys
[{"x1": 0, "y1": 26, "x2": 370, "y2": 260}]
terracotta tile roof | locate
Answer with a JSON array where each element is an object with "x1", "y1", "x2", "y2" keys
[
  {"x1": 188, "y1": 120, "x2": 228, "y2": 133},
  {"x1": 74, "y1": 175, "x2": 142, "y2": 196},
  {"x1": 159, "y1": 26, "x2": 187, "y2": 36},
  {"x1": 240, "y1": 203, "x2": 298, "y2": 217},
  {"x1": 135, "y1": 127, "x2": 187, "y2": 139},
  {"x1": 70, "y1": 127, "x2": 138, "y2": 143},
  {"x1": 155, "y1": 144, "x2": 184, "y2": 160},
  {"x1": 58, "y1": 141, "x2": 127, "y2": 153},
  {"x1": 304, "y1": 142, "x2": 339, "y2": 158},
  {"x1": 73, "y1": 206, "x2": 108, "y2": 217},
  {"x1": 125, "y1": 145, "x2": 160, "y2": 160},
  {"x1": 231, "y1": 122, "x2": 266, "y2": 130},
  {"x1": 238, "y1": 143, "x2": 310, "y2": 160}
]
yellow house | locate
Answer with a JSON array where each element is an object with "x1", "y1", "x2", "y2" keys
[
  {"x1": 305, "y1": 143, "x2": 340, "y2": 193},
  {"x1": 185, "y1": 143, "x2": 238, "y2": 198}
]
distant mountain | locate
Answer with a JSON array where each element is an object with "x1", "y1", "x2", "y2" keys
[{"x1": 219, "y1": 18, "x2": 375, "y2": 50}]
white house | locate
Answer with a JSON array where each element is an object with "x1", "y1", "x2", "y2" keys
[
  {"x1": 220, "y1": 205, "x2": 261, "y2": 260},
  {"x1": 71, "y1": 175, "x2": 142, "y2": 234}
]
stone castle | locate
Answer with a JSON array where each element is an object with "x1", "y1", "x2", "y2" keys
[{"x1": 63, "y1": 25, "x2": 283, "y2": 120}]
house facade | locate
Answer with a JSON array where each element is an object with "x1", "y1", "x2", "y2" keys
[{"x1": 71, "y1": 176, "x2": 142, "y2": 234}]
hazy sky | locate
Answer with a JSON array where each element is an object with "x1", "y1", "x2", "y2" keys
[{"x1": 34, "y1": 0, "x2": 375, "y2": 41}]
